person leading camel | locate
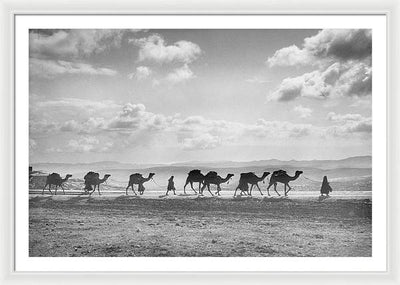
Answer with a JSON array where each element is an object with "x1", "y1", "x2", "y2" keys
[
  {"x1": 320, "y1": 176, "x2": 332, "y2": 196},
  {"x1": 166, "y1": 176, "x2": 176, "y2": 195}
]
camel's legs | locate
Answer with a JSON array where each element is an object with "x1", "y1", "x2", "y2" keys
[
  {"x1": 234, "y1": 187, "x2": 239, "y2": 197},
  {"x1": 285, "y1": 184, "x2": 292, "y2": 195},
  {"x1": 55, "y1": 185, "x2": 58, "y2": 195},
  {"x1": 183, "y1": 180, "x2": 189, "y2": 194},
  {"x1": 42, "y1": 184, "x2": 48, "y2": 195},
  {"x1": 190, "y1": 182, "x2": 197, "y2": 194},
  {"x1": 48, "y1": 184, "x2": 53, "y2": 195},
  {"x1": 273, "y1": 184, "x2": 280, "y2": 196},
  {"x1": 256, "y1": 183, "x2": 263, "y2": 196},
  {"x1": 131, "y1": 185, "x2": 137, "y2": 195},
  {"x1": 200, "y1": 183, "x2": 207, "y2": 195},
  {"x1": 125, "y1": 184, "x2": 129, "y2": 195},
  {"x1": 89, "y1": 185, "x2": 96, "y2": 195},
  {"x1": 215, "y1": 185, "x2": 221, "y2": 196},
  {"x1": 266, "y1": 183, "x2": 273, "y2": 196},
  {"x1": 205, "y1": 184, "x2": 214, "y2": 196},
  {"x1": 249, "y1": 184, "x2": 254, "y2": 196},
  {"x1": 184, "y1": 180, "x2": 197, "y2": 194},
  {"x1": 61, "y1": 184, "x2": 65, "y2": 195}
]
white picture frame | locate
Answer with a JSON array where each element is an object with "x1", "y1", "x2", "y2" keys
[{"x1": 1, "y1": 0, "x2": 400, "y2": 284}]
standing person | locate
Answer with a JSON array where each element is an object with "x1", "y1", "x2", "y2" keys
[
  {"x1": 320, "y1": 176, "x2": 332, "y2": 196},
  {"x1": 166, "y1": 176, "x2": 176, "y2": 195}
]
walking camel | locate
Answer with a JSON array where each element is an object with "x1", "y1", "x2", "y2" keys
[
  {"x1": 126, "y1": 173, "x2": 155, "y2": 195},
  {"x1": 183, "y1": 170, "x2": 205, "y2": 195},
  {"x1": 267, "y1": 170, "x2": 303, "y2": 196},
  {"x1": 42, "y1": 173, "x2": 72, "y2": 195},
  {"x1": 234, "y1": 172, "x2": 270, "y2": 196},
  {"x1": 200, "y1": 172, "x2": 234, "y2": 196},
  {"x1": 84, "y1": 172, "x2": 111, "y2": 195}
]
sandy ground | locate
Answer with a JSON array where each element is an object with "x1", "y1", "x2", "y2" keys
[{"x1": 29, "y1": 193, "x2": 372, "y2": 257}]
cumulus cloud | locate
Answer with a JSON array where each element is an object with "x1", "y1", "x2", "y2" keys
[
  {"x1": 244, "y1": 119, "x2": 314, "y2": 138},
  {"x1": 267, "y1": 45, "x2": 312, "y2": 67},
  {"x1": 267, "y1": 29, "x2": 372, "y2": 67},
  {"x1": 30, "y1": 29, "x2": 130, "y2": 59},
  {"x1": 130, "y1": 34, "x2": 201, "y2": 64},
  {"x1": 30, "y1": 58, "x2": 117, "y2": 78},
  {"x1": 30, "y1": 101, "x2": 371, "y2": 153},
  {"x1": 326, "y1": 112, "x2": 372, "y2": 135},
  {"x1": 303, "y1": 29, "x2": 372, "y2": 62},
  {"x1": 294, "y1": 105, "x2": 313, "y2": 118},
  {"x1": 269, "y1": 62, "x2": 371, "y2": 101},
  {"x1": 65, "y1": 136, "x2": 113, "y2": 153},
  {"x1": 182, "y1": 134, "x2": 221, "y2": 151},
  {"x1": 60, "y1": 118, "x2": 107, "y2": 134},
  {"x1": 107, "y1": 103, "x2": 172, "y2": 131},
  {"x1": 165, "y1": 64, "x2": 195, "y2": 84},
  {"x1": 128, "y1": 66, "x2": 152, "y2": 80}
]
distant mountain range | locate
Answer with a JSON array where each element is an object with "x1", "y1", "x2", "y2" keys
[{"x1": 31, "y1": 155, "x2": 371, "y2": 175}]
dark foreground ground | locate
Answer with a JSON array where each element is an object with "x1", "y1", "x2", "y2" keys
[{"x1": 29, "y1": 195, "x2": 372, "y2": 257}]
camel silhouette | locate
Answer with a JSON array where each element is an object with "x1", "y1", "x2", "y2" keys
[
  {"x1": 84, "y1": 172, "x2": 111, "y2": 195},
  {"x1": 200, "y1": 171, "x2": 234, "y2": 196},
  {"x1": 183, "y1": 170, "x2": 205, "y2": 195},
  {"x1": 267, "y1": 170, "x2": 303, "y2": 196},
  {"x1": 42, "y1": 173, "x2": 72, "y2": 195},
  {"x1": 126, "y1": 173, "x2": 155, "y2": 195},
  {"x1": 234, "y1": 172, "x2": 270, "y2": 196}
]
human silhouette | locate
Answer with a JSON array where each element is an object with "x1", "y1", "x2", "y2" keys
[
  {"x1": 166, "y1": 176, "x2": 176, "y2": 195},
  {"x1": 320, "y1": 176, "x2": 332, "y2": 196}
]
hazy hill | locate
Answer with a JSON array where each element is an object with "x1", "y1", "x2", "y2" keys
[{"x1": 31, "y1": 155, "x2": 371, "y2": 175}]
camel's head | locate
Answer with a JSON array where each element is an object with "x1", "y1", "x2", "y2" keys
[
  {"x1": 227, "y1": 173, "x2": 234, "y2": 179},
  {"x1": 104, "y1": 174, "x2": 111, "y2": 180},
  {"x1": 262, "y1": 171, "x2": 271, "y2": 183},
  {"x1": 66, "y1": 174, "x2": 72, "y2": 179},
  {"x1": 149, "y1": 173, "x2": 155, "y2": 179},
  {"x1": 295, "y1": 170, "x2": 303, "y2": 176}
]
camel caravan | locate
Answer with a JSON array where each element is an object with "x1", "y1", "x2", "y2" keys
[{"x1": 38, "y1": 169, "x2": 303, "y2": 197}]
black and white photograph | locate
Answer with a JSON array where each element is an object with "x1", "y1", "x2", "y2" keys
[{"x1": 27, "y1": 26, "x2": 375, "y2": 259}]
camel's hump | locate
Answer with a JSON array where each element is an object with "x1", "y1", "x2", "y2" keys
[
  {"x1": 188, "y1": 169, "x2": 202, "y2": 175},
  {"x1": 84, "y1": 171, "x2": 99, "y2": 180},
  {"x1": 206, "y1": 171, "x2": 218, "y2": 176},
  {"x1": 273, "y1": 170, "x2": 287, "y2": 175}
]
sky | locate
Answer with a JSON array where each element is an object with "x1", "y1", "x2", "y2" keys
[{"x1": 29, "y1": 29, "x2": 372, "y2": 164}]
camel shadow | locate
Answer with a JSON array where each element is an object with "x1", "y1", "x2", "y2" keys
[
  {"x1": 159, "y1": 194, "x2": 175, "y2": 198},
  {"x1": 318, "y1": 195, "x2": 331, "y2": 202},
  {"x1": 232, "y1": 195, "x2": 253, "y2": 201},
  {"x1": 194, "y1": 196, "x2": 216, "y2": 201},
  {"x1": 114, "y1": 195, "x2": 142, "y2": 202},
  {"x1": 66, "y1": 196, "x2": 93, "y2": 204},
  {"x1": 261, "y1": 196, "x2": 291, "y2": 202},
  {"x1": 29, "y1": 195, "x2": 53, "y2": 203},
  {"x1": 177, "y1": 193, "x2": 198, "y2": 197}
]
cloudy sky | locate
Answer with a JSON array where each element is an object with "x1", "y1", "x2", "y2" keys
[{"x1": 29, "y1": 29, "x2": 372, "y2": 164}]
